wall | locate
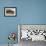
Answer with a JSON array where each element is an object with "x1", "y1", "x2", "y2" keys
[
  {"x1": 0, "y1": 0, "x2": 46, "y2": 44},
  {"x1": 20, "y1": 0, "x2": 46, "y2": 24},
  {"x1": 0, "y1": 0, "x2": 21, "y2": 44}
]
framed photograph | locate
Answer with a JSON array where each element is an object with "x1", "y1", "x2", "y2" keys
[
  {"x1": 4, "y1": 7, "x2": 17, "y2": 17},
  {"x1": 18, "y1": 24, "x2": 46, "y2": 42}
]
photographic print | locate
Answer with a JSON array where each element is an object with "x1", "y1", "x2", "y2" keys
[
  {"x1": 4, "y1": 7, "x2": 16, "y2": 17},
  {"x1": 18, "y1": 24, "x2": 46, "y2": 41}
]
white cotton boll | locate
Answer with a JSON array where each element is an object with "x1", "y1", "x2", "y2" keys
[{"x1": 21, "y1": 30, "x2": 28, "y2": 39}]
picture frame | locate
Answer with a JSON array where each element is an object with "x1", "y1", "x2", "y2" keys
[
  {"x1": 18, "y1": 24, "x2": 46, "y2": 42},
  {"x1": 4, "y1": 7, "x2": 17, "y2": 17}
]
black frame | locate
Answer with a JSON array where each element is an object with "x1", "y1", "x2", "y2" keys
[{"x1": 4, "y1": 7, "x2": 17, "y2": 17}]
